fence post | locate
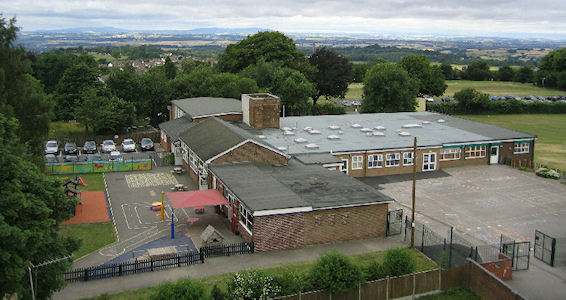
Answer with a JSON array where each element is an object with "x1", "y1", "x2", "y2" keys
[
  {"x1": 386, "y1": 276, "x2": 390, "y2": 300},
  {"x1": 119, "y1": 264, "x2": 122, "y2": 276},
  {"x1": 412, "y1": 273, "x2": 416, "y2": 299},
  {"x1": 448, "y1": 227, "x2": 453, "y2": 269},
  {"x1": 177, "y1": 256, "x2": 181, "y2": 267},
  {"x1": 475, "y1": 246, "x2": 478, "y2": 261},
  {"x1": 421, "y1": 224, "x2": 425, "y2": 252},
  {"x1": 84, "y1": 269, "x2": 89, "y2": 281},
  {"x1": 200, "y1": 251, "x2": 205, "y2": 263}
]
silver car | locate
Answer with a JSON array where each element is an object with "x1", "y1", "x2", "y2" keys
[
  {"x1": 121, "y1": 139, "x2": 136, "y2": 152},
  {"x1": 45, "y1": 140, "x2": 59, "y2": 155},
  {"x1": 101, "y1": 140, "x2": 116, "y2": 153}
]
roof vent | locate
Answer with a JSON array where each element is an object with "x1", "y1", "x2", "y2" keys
[
  {"x1": 328, "y1": 125, "x2": 340, "y2": 130},
  {"x1": 303, "y1": 126, "x2": 313, "y2": 132},
  {"x1": 372, "y1": 131, "x2": 385, "y2": 136},
  {"x1": 366, "y1": 132, "x2": 372, "y2": 136},
  {"x1": 338, "y1": 130, "x2": 344, "y2": 135},
  {"x1": 283, "y1": 130, "x2": 295, "y2": 136},
  {"x1": 402, "y1": 124, "x2": 422, "y2": 128},
  {"x1": 305, "y1": 143, "x2": 319, "y2": 149},
  {"x1": 327, "y1": 135, "x2": 341, "y2": 140},
  {"x1": 276, "y1": 146, "x2": 287, "y2": 151},
  {"x1": 422, "y1": 121, "x2": 431, "y2": 125},
  {"x1": 281, "y1": 126, "x2": 292, "y2": 131},
  {"x1": 437, "y1": 119, "x2": 446, "y2": 123},
  {"x1": 360, "y1": 127, "x2": 372, "y2": 132},
  {"x1": 374, "y1": 126, "x2": 386, "y2": 130},
  {"x1": 294, "y1": 137, "x2": 307, "y2": 143},
  {"x1": 309, "y1": 130, "x2": 321, "y2": 135},
  {"x1": 351, "y1": 123, "x2": 362, "y2": 128},
  {"x1": 398, "y1": 131, "x2": 411, "y2": 136},
  {"x1": 257, "y1": 135, "x2": 267, "y2": 139}
]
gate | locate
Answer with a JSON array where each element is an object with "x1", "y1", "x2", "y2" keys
[
  {"x1": 149, "y1": 152, "x2": 171, "y2": 167},
  {"x1": 501, "y1": 241, "x2": 531, "y2": 271},
  {"x1": 386, "y1": 209, "x2": 403, "y2": 236},
  {"x1": 534, "y1": 230, "x2": 556, "y2": 266}
]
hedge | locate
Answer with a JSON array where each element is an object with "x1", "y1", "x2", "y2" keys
[{"x1": 427, "y1": 100, "x2": 566, "y2": 115}]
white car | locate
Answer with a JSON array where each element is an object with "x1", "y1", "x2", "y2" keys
[
  {"x1": 121, "y1": 139, "x2": 136, "y2": 152},
  {"x1": 101, "y1": 140, "x2": 116, "y2": 153},
  {"x1": 45, "y1": 140, "x2": 59, "y2": 155},
  {"x1": 109, "y1": 151, "x2": 123, "y2": 162}
]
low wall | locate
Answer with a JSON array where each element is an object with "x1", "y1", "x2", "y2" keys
[
  {"x1": 465, "y1": 258, "x2": 524, "y2": 300},
  {"x1": 480, "y1": 253, "x2": 513, "y2": 280},
  {"x1": 45, "y1": 159, "x2": 152, "y2": 174}
]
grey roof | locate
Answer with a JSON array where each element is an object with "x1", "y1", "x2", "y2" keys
[
  {"x1": 179, "y1": 117, "x2": 258, "y2": 161},
  {"x1": 294, "y1": 153, "x2": 343, "y2": 165},
  {"x1": 257, "y1": 112, "x2": 537, "y2": 155},
  {"x1": 210, "y1": 160, "x2": 392, "y2": 212},
  {"x1": 172, "y1": 97, "x2": 242, "y2": 119},
  {"x1": 158, "y1": 117, "x2": 196, "y2": 141}
]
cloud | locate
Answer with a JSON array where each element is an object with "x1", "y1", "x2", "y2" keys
[{"x1": 2, "y1": 0, "x2": 565, "y2": 36}]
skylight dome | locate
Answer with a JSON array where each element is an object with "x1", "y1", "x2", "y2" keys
[
  {"x1": 328, "y1": 125, "x2": 340, "y2": 130},
  {"x1": 276, "y1": 146, "x2": 287, "y2": 151},
  {"x1": 294, "y1": 138, "x2": 307, "y2": 143},
  {"x1": 309, "y1": 130, "x2": 321, "y2": 134},
  {"x1": 372, "y1": 131, "x2": 385, "y2": 136},
  {"x1": 351, "y1": 123, "x2": 362, "y2": 128},
  {"x1": 402, "y1": 124, "x2": 422, "y2": 128},
  {"x1": 374, "y1": 126, "x2": 386, "y2": 130},
  {"x1": 281, "y1": 127, "x2": 292, "y2": 131},
  {"x1": 327, "y1": 135, "x2": 340, "y2": 140},
  {"x1": 257, "y1": 135, "x2": 266, "y2": 139},
  {"x1": 283, "y1": 131, "x2": 295, "y2": 136},
  {"x1": 360, "y1": 127, "x2": 372, "y2": 132},
  {"x1": 305, "y1": 143, "x2": 319, "y2": 149},
  {"x1": 303, "y1": 126, "x2": 313, "y2": 132},
  {"x1": 437, "y1": 119, "x2": 446, "y2": 123},
  {"x1": 398, "y1": 131, "x2": 411, "y2": 136}
]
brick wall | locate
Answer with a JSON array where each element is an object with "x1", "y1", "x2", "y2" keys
[
  {"x1": 248, "y1": 96, "x2": 280, "y2": 129},
  {"x1": 499, "y1": 141, "x2": 534, "y2": 163},
  {"x1": 192, "y1": 114, "x2": 243, "y2": 123},
  {"x1": 187, "y1": 163, "x2": 198, "y2": 184},
  {"x1": 480, "y1": 253, "x2": 513, "y2": 280},
  {"x1": 439, "y1": 156, "x2": 488, "y2": 168},
  {"x1": 253, "y1": 213, "x2": 306, "y2": 252},
  {"x1": 160, "y1": 134, "x2": 170, "y2": 153},
  {"x1": 465, "y1": 259, "x2": 524, "y2": 300},
  {"x1": 211, "y1": 141, "x2": 287, "y2": 165}
]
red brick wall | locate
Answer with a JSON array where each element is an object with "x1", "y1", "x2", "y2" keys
[
  {"x1": 211, "y1": 141, "x2": 287, "y2": 165},
  {"x1": 499, "y1": 141, "x2": 534, "y2": 164},
  {"x1": 480, "y1": 254, "x2": 513, "y2": 280},
  {"x1": 248, "y1": 97, "x2": 280, "y2": 129},
  {"x1": 253, "y1": 213, "x2": 306, "y2": 252},
  {"x1": 465, "y1": 259, "x2": 524, "y2": 300}
]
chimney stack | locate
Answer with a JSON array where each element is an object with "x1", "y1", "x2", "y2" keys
[{"x1": 242, "y1": 94, "x2": 280, "y2": 129}]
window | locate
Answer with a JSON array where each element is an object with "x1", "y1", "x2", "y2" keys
[
  {"x1": 351, "y1": 155, "x2": 363, "y2": 170},
  {"x1": 239, "y1": 203, "x2": 254, "y2": 233},
  {"x1": 403, "y1": 152, "x2": 414, "y2": 166},
  {"x1": 440, "y1": 148, "x2": 461, "y2": 161},
  {"x1": 182, "y1": 144, "x2": 189, "y2": 162},
  {"x1": 189, "y1": 150, "x2": 198, "y2": 171},
  {"x1": 514, "y1": 143, "x2": 530, "y2": 154},
  {"x1": 174, "y1": 106, "x2": 185, "y2": 119},
  {"x1": 465, "y1": 146, "x2": 486, "y2": 159},
  {"x1": 385, "y1": 153, "x2": 400, "y2": 167},
  {"x1": 368, "y1": 154, "x2": 383, "y2": 168}
]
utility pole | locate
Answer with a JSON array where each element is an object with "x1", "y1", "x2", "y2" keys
[
  {"x1": 29, "y1": 255, "x2": 73, "y2": 300},
  {"x1": 411, "y1": 137, "x2": 417, "y2": 248}
]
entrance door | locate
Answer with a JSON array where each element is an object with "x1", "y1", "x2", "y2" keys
[
  {"x1": 340, "y1": 159, "x2": 348, "y2": 174},
  {"x1": 174, "y1": 146, "x2": 183, "y2": 166},
  {"x1": 422, "y1": 153, "x2": 437, "y2": 171},
  {"x1": 490, "y1": 146, "x2": 499, "y2": 164}
]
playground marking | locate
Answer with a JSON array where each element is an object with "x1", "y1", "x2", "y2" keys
[{"x1": 125, "y1": 172, "x2": 178, "y2": 188}]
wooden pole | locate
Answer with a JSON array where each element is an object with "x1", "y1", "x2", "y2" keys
[{"x1": 411, "y1": 137, "x2": 417, "y2": 249}]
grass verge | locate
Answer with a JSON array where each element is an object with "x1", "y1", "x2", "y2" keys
[
  {"x1": 445, "y1": 80, "x2": 563, "y2": 97},
  {"x1": 60, "y1": 222, "x2": 116, "y2": 260},
  {"x1": 459, "y1": 114, "x2": 566, "y2": 170}
]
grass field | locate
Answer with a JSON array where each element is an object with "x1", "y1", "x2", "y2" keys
[
  {"x1": 50, "y1": 120, "x2": 87, "y2": 138},
  {"x1": 84, "y1": 249, "x2": 437, "y2": 300},
  {"x1": 57, "y1": 173, "x2": 105, "y2": 192},
  {"x1": 59, "y1": 222, "x2": 116, "y2": 259},
  {"x1": 445, "y1": 80, "x2": 563, "y2": 97},
  {"x1": 460, "y1": 114, "x2": 566, "y2": 170}
]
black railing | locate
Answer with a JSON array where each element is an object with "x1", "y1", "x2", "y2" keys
[{"x1": 200, "y1": 241, "x2": 255, "y2": 258}]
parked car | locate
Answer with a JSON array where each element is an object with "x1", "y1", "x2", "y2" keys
[
  {"x1": 64, "y1": 155, "x2": 79, "y2": 162},
  {"x1": 425, "y1": 97, "x2": 434, "y2": 102},
  {"x1": 140, "y1": 138, "x2": 154, "y2": 151},
  {"x1": 86, "y1": 153, "x2": 102, "y2": 162},
  {"x1": 64, "y1": 142, "x2": 78, "y2": 155},
  {"x1": 101, "y1": 140, "x2": 116, "y2": 153},
  {"x1": 44, "y1": 154, "x2": 58, "y2": 163},
  {"x1": 441, "y1": 96, "x2": 451, "y2": 102},
  {"x1": 83, "y1": 140, "x2": 97, "y2": 154},
  {"x1": 121, "y1": 138, "x2": 136, "y2": 152},
  {"x1": 45, "y1": 140, "x2": 58, "y2": 155},
  {"x1": 109, "y1": 151, "x2": 123, "y2": 162}
]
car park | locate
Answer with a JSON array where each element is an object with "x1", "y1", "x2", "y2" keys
[
  {"x1": 45, "y1": 140, "x2": 58, "y2": 155},
  {"x1": 44, "y1": 154, "x2": 58, "y2": 163},
  {"x1": 140, "y1": 138, "x2": 154, "y2": 151},
  {"x1": 121, "y1": 139, "x2": 136, "y2": 152},
  {"x1": 86, "y1": 153, "x2": 102, "y2": 162},
  {"x1": 83, "y1": 141, "x2": 97, "y2": 154},
  {"x1": 64, "y1": 142, "x2": 78, "y2": 155},
  {"x1": 64, "y1": 155, "x2": 79, "y2": 162},
  {"x1": 101, "y1": 140, "x2": 116, "y2": 153},
  {"x1": 109, "y1": 151, "x2": 123, "y2": 162},
  {"x1": 441, "y1": 96, "x2": 451, "y2": 102}
]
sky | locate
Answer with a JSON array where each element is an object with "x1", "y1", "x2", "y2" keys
[{"x1": 1, "y1": 0, "x2": 565, "y2": 38}]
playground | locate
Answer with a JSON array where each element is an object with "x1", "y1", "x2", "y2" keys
[{"x1": 62, "y1": 191, "x2": 110, "y2": 224}]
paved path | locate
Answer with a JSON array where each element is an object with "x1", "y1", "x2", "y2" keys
[{"x1": 54, "y1": 236, "x2": 405, "y2": 300}]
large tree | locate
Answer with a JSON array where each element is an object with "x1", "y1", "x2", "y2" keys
[
  {"x1": 140, "y1": 69, "x2": 172, "y2": 126},
  {"x1": 309, "y1": 47, "x2": 353, "y2": 105},
  {"x1": 218, "y1": 31, "x2": 305, "y2": 73},
  {"x1": 0, "y1": 113, "x2": 79, "y2": 299},
  {"x1": 361, "y1": 63, "x2": 418, "y2": 113},
  {"x1": 53, "y1": 63, "x2": 101, "y2": 120},
  {"x1": 33, "y1": 52, "x2": 97, "y2": 94},
  {"x1": 515, "y1": 66, "x2": 534, "y2": 83},
  {"x1": 454, "y1": 88, "x2": 490, "y2": 113},
  {"x1": 270, "y1": 68, "x2": 314, "y2": 116},
  {"x1": 496, "y1": 65, "x2": 515, "y2": 81},
  {"x1": 106, "y1": 64, "x2": 143, "y2": 114},
  {"x1": 463, "y1": 60, "x2": 492, "y2": 81},
  {"x1": 398, "y1": 55, "x2": 446, "y2": 97}
]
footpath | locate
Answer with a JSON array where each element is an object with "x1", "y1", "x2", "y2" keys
[{"x1": 54, "y1": 236, "x2": 405, "y2": 300}]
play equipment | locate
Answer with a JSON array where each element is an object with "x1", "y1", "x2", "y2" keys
[
  {"x1": 77, "y1": 176, "x2": 87, "y2": 187},
  {"x1": 150, "y1": 202, "x2": 162, "y2": 211}
]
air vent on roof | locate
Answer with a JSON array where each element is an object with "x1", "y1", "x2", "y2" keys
[
  {"x1": 372, "y1": 131, "x2": 385, "y2": 136},
  {"x1": 338, "y1": 130, "x2": 344, "y2": 135},
  {"x1": 360, "y1": 127, "x2": 372, "y2": 132},
  {"x1": 366, "y1": 132, "x2": 372, "y2": 136},
  {"x1": 374, "y1": 126, "x2": 386, "y2": 130},
  {"x1": 422, "y1": 121, "x2": 431, "y2": 125},
  {"x1": 402, "y1": 124, "x2": 422, "y2": 128},
  {"x1": 283, "y1": 130, "x2": 295, "y2": 136},
  {"x1": 309, "y1": 130, "x2": 321, "y2": 134},
  {"x1": 327, "y1": 135, "x2": 340, "y2": 140},
  {"x1": 351, "y1": 123, "x2": 362, "y2": 128},
  {"x1": 257, "y1": 135, "x2": 266, "y2": 139},
  {"x1": 276, "y1": 146, "x2": 287, "y2": 151},
  {"x1": 437, "y1": 119, "x2": 446, "y2": 123},
  {"x1": 398, "y1": 131, "x2": 411, "y2": 136},
  {"x1": 281, "y1": 126, "x2": 292, "y2": 131},
  {"x1": 328, "y1": 125, "x2": 340, "y2": 130},
  {"x1": 305, "y1": 143, "x2": 319, "y2": 149},
  {"x1": 294, "y1": 138, "x2": 307, "y2": 143},
  {"x1": 303, "y1": 126, "x2": 313, "y2": 132}
]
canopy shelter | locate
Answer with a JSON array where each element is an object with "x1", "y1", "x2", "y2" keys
[{"x1": 166, "y1": 189, "x2": 229, "y2": 209}]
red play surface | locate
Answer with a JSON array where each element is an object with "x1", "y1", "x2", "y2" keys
[
  {"x1": 167, "y1": 189, "x2": 228, "y2": 209},
  {"x1": 63, "y1": 191, "x2": 110, "y2": 224}
]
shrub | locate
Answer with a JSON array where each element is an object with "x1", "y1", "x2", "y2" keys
[
  {"x1": 382, "y1": 248, "x2": 417, "y2": 277},
  {"x1": 363, "y1": 260, "x2": 387, "y2": 281},
  {"x1": 273, "y1": 271, "x2": 307, "y2": 296},
  {"x1": 311, "y1": 101, "x2": 346, "y2": 115},
  {"x1": 150, "y1": 279, "x2": 209, "y2": 300},
  {"x1": 227, "y1": 270, "x2": 280, "y2": 299},
  {"x1": 166, "y1": 153, "x2": 175, "y2": 165},
  {"x1": 310, "y1": 250, "x2": 363, "y2": 294},
  {"x1": 211, "y1": 284, "x2": 226, "y2": 300},
  {"x1": 535, "y1": 167, "x2": 561, "y2": 180}
]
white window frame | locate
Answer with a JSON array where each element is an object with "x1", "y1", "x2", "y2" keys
[
  {"x1": 239, "y1": 203, "x2": 254, "y2": 234},
  {"x1": 422, "y1": 152, "x2": 437, "y2": 171},
  {"x1": 174, "y1": 106, "x2": 185, "y2": 119},
  {"x1": 513, "y1": 143, "x2": 530, "y2": 154},
  {"x1": 385, "y1": 153, "x2": 400, "y2": 167},
  {"x1": 182, "y1": 143, "x2": 189, "y2": 163},
  {"x1": 368, "y1": 154, "x2": 383, "y2": 169},
  {"x1": 340, "y1": 159, "x2": 348, "y2": 174},
  {"x1": 403, "y1": 152, "x2": 414, "y2": 166},
  {"x1": 465, "y1": 145, "x2": 486, "y2": 159},
  {"x1": 440, "y1": 148, "x2": 461, "y2": 161},
  {"x1": 351, "y1": 155, "x2": 363, "y2": 170}
]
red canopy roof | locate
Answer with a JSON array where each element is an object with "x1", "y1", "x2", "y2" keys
[{"x1": 167, "y1": 189, "x2": 229, "y2": 209}]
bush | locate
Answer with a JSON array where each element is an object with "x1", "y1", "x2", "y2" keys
[
  {"x1": 310, "y1": 101, "x2": 346, "y2": 115},
  {"x1": 211, "y1": 284, "x2": 226, "y2": 300},
  {"x1": 310, "y1": 250, "x2": 363, "y2": 294},
  {"x1": 227, "y1": 270, "x2": 280, "y2": 299},
  {"x1": 363, "y1": 260, "x2": 387, "y2": 281},
  {"x1": 427, "y1": 99, "x2": 566, "y2": 115},
  {"x1": 535, "y1": 167, "x2": 561, "y2": 179},
  {"x1": 166, "y1": 153, "x2": 175, "y2": 165},
  {"x1": 273, "y1": 271, "x2": 307, "y2": 296},
  {"x1": 382, "y1": 248, "x2": 416, "y2": 277},
  {"x1": 150, "y1": 279, "x2": 209, "y2": 300}
]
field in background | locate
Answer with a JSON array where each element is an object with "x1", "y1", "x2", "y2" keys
[
  {"x1": 460, "y1": 114, "x2": 566, "y2": 170},
  {"x1": 445, "y1": 80, "x2": 563, "y2": 97}
]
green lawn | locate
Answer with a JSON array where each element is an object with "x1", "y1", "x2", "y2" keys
[
  {"x1": 50, "y1": 120, "x2": 87, "y2": 138},
  {"x1": 445, "y1": 80, "x2": 563, "y2": 97},
  {"x1": 82, "y1": 249, "x2": 437, "y2": 300},
  {"x1": 59, "y1": 222, "x2": 116, "y2": 260},
  {"x1": 460, "y1": 114, "x2": 566, "y2": 170},
  {"x1": 57, "y1": 173, "x2": 105, "y2": 192}
]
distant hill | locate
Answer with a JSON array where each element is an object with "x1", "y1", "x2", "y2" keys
[{"x1": 27, "y1": 27, "x2": 269, "y2": 35}]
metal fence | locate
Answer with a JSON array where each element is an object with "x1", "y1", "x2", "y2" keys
[
  {"x1": 200, "y1": 242, "x2": 255, "y2": 258},
  {"x1": 502, "y1": 157, "x2": 566, "y2": 179}
]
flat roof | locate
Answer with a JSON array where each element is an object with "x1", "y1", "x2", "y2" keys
[
  {"x1": 172, "y1": 97, "x2": 242, "y2": 119},
  {"x1": 210, "y1": 160, "x2": 392, "y2": 212},
  {"x1": 257, "y1": 112, "x2": 536, "y2": 155}
]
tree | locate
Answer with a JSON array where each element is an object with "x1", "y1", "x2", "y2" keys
[
  {"x1": 218, "y1": 31, "x2": 305, "y2": 73},
  {"x1": 206, "y1": 73, "x2": 258, "y2": 99},
  {"x1": 361, "y1": 63, "x2": 418, "y2": 113},
  {"x1": 496, "y1": 65, "x2": 515, "y2": 81},
  {"x1": 164, "y1": 56, "x2": 177, "y2": 80},
  {"x1": 515, "y1": 66, "x2": 534, "y2": 83},
  {"x1": 139, "y1": 69, "x2": 172, "y2": 126},
  {"x1": 106, "y1": 64, "x2": 143, "y2": 114},
  {"x1": 53, "y1": 63, "x2": 101, "y2": 120},
  {"x1": 382, "y1": 248, "x2": 416, "y2": 276},
  {"x1": 309, "y1": 47, "x2": 353, "y2": 105},
  {"x1": 439, "y1": 62, "x2": 455, "y2": 80},
  {"x1": 398, "y1": 55, "x2": 446, "y2": 97},
  {"x1": 270, "y1": 68, "x2": 314, "y2": 115},
  {"x1": 454, "y1": 88, "x2": 490, "y2": 113},
  {"x1": 0, "y1": 113, "x2": 79, "y2": 299},
  {"x1": 310, "y1": 250, "x2": 363, "y2": 294},
  {"x1": 351, "y1": 63, "x2": 369, "y2": 83},
  {"x1": 33, "y1": 52, "x2": 97, "y2": 94},
  {"x1": 463, "y1": 60, "x2": 492, "y2": 81}
]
